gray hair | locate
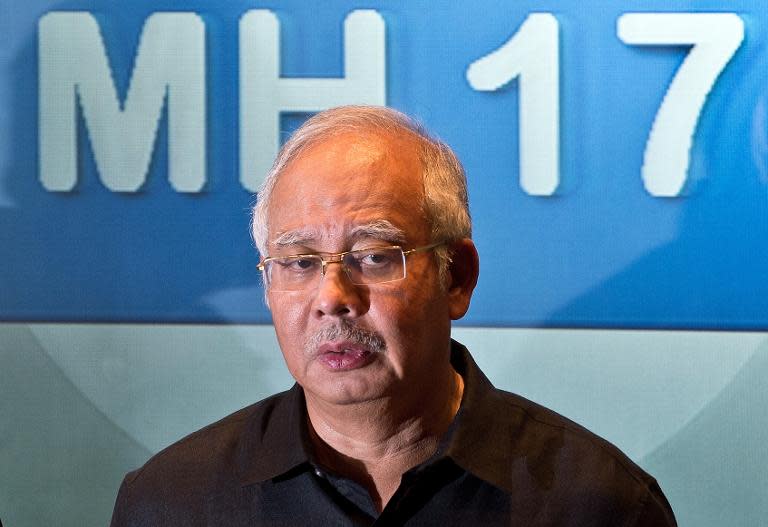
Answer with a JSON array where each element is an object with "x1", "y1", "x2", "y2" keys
[{"x1": 251, "y1": 105, "x2": 471, "y2": 282}]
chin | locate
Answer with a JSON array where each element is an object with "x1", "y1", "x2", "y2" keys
[{"x1": 310, "y1": 376, "x2": 391, "y2": 406}]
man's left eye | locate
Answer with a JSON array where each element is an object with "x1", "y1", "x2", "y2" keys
[{"x1": 359, "y1": 251, "x2": 391, "y2": 266}]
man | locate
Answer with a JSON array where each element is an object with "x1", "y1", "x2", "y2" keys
[{"x1": 110, "y1": 106, "x2": 677, "y2": 525}]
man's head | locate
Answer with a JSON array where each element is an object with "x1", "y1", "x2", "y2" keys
[
  {"x1": 252, "y1": 106, "x2": 479, "y2": 409},
  {"x1": 252, "y1": 106, "x2": 472, "y2": 284}
]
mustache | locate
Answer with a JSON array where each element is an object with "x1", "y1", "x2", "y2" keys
[{"x1": 307, "y1": 320, "x2": 386, "y2": 354}]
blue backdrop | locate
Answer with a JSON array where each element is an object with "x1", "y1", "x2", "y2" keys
[{"x1": 3, "y1": 0, "x2": 768, "y2": 329}]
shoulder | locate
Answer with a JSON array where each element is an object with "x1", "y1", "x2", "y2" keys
[
  {"x1": 452, "y1": 341, "x2": 674, "y2": 524},
  {"x1": 131, "y1": 389, "x2": 288, "y2": 482},
  {"x1": 486, "y1": 388, "x2": 676, "y2": 525},
  {"x1": 453, "y1": 342, "x2": 655, "y2": 492},
  {"x1": 110, "y1": 389, "x2": 295, "y2": 524},
  {"x1": 495, "y1": 387, "x2": 651, "y2": 480}
]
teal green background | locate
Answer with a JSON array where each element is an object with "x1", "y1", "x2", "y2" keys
[{"x1": 2, "y1": 324, "x2": 767, "y2": 526}]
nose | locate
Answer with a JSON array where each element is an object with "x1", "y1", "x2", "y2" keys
[{"x1": 311, "y1": 261, "x2": 367, "y2": 319}]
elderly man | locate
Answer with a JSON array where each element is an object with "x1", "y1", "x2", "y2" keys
[{"x1": 110, "y1": 106, "x2": 676, "y2": 525}]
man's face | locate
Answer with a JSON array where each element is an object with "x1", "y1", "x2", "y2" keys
[{"x1": 265, "y1": 132, "x2": 455, "y2": 408}]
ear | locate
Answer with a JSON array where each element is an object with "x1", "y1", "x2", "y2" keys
[{"x1": 445, "y1": 238, "x2": 480, "y2": 320}]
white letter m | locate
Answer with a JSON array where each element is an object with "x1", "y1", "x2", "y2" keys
[{"x1": 39, "y1": 12, "x2": 205, "y2": 192}]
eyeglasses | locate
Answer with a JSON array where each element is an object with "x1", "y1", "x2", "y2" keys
[{"x1": 258, "y1": 242, "x2": 444, "y2": 291}]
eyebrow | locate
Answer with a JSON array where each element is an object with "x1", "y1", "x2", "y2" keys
[
  {"x1": 270, "y1": 220, "x2": 407, "y2": 249},
  {"x1": 271, "y1": 229, "x2": 318, "y2": 249},
  {"x1": 350, "y1": 220, "x2": 406, "y2": 244}
]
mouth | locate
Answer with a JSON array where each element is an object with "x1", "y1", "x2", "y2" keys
[{"x1": 316, "y1": 341, "x2": 376, "y2": 371}]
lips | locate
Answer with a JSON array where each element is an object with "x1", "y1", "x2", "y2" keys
[{"x1": 316, "y1": 341, "x2": 376, "y2": 371}]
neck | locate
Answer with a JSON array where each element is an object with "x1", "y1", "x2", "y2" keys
[{"x1": 305, "y1": 367, "x2": 464, "y2": 512}]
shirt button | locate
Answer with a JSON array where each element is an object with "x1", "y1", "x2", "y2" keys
[{"x1": 314, "y1": 468, "x2": 324, "y2": 478}]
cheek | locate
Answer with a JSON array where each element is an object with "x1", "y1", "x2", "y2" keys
[
  {"x1": 269, "y1": 296, "x2": 311, "y2": 352},
  {"x1": 374, "y1": 282, "x2": 447, "y2": 344},
  {"x1": 269, "y1": 291, "x2": 308, "y2": 323}
]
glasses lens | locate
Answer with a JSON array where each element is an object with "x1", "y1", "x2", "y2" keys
[
  {"x1": 266, "y1": 255, "x2": 322, "y2": 291},
  {"x1": 343, "y1": 247, "x2": 405, "y2": 285}
]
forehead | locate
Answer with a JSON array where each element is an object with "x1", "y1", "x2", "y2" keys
[{"x1": 268, "y1": 132, "x2": 429, "y2": 247}]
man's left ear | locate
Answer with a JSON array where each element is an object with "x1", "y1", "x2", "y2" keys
[{"x1": 445, "y1": 238, "x2": 480, "y2": 320}]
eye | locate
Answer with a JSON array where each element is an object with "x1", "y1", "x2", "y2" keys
[
  {"x1": 362, "y1": 251, "x2": 389, "y2": 266},
  {"x1": 277, "y1": 256, "x2": 319, "y2": 273},
  {"x1": 293, "y1": 258, "x2": 316, "y2": 270},
  {"x1": 355, "y1": 248, "x2": 397, "y2": 268}
]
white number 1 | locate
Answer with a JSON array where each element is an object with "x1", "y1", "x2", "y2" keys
[
  {"x1": 466, "y1": 14, "x2": 560, "y2": 196},
  {"x1": 618, "y1": 13, "x2": 744, "y2": 197}
]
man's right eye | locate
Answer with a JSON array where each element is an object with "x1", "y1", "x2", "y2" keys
[{"x1": 279, "y1": 257, "x2": 318, "y2": 272}]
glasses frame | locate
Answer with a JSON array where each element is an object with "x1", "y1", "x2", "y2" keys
[{"x1": 257, "y1": 241, "x2": 445, "y2": 291}]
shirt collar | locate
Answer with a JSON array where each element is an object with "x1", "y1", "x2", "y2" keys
[
  {"x1": 235, "y1": 339, "x2": 522, "y2": 493},
  {"x1": 235, "y1": 383, "x2": 312, "y2": 486},
  {"x1": 443, "y1": 339, "x2": 523, "y2": 494}
]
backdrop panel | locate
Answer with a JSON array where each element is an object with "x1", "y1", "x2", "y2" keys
[{"x1": 2, "y1": 1, "x2": 767, "y2": 525}]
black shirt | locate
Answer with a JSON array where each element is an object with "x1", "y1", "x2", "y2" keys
[{"x1": 110, "y1": 341, "x2": 677, "y2": 526}]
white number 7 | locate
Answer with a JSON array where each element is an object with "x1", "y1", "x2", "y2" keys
[{"x1": 618, "y1": 13, "x2": 744, "y2": 197}]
